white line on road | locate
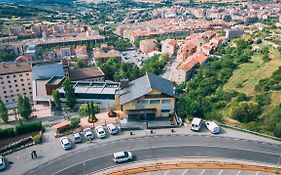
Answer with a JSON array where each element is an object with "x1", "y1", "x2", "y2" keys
[
  {"x1": 199, "y1": 169, "x2": 206, "y2": 175},
  {"x1": 236, "y1": 170, "x2": 241, "y2": 175},
  {"x1": 255, "y1": 171, "x2": 259, "y2": 175},
  {"x1": 163, "y1": 170, "x2": 170, "y2": 175},
  {"x1": 218, "y1": 170, "x2": 223, "y2": 175},
  {"x1": 182, "y1": 169, "x2": 189, "y2": 175}
]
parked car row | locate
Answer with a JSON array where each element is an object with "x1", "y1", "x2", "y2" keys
[
  {"x1": 59, "y1": 124, "x2": 119, "y2": 150},
  {"x1": 190, "y1": 117, "x2": 220, "y2": 134}
]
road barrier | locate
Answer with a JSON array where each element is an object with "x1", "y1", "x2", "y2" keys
[
  {"x1": 103, "y1": 161, "x2": 281, "y2": 175},
  {"x1": 219, "y1": 123, "x2": 281, "y2": 142}
]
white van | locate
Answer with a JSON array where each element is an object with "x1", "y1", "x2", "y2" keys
[
  {"x1": 107, "y1": 124, "x2": 118, "y2": 135},
  {"x1": 205, "y1": 121, "x2": 220, "y2": 134},
  {"x1": 190, "y1": 117, "x2": 202, "y2": 132}
]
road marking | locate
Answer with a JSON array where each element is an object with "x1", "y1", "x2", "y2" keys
[
  {"x1": 218, "y1": 170, "x2": 223, "y2": 175},
  {"x1": 255, "y1": 171, "x2": 259, "y2": 175},
  {"x1": 199, "y1": 169, "x2": 205, "y2": 175},
  {"x1": 163, "y1": 170, "x2": 170, "y2": 175},
  {"x1": 236, "y1": 170, "x2": 241, "y2": 175},
  {"x1": 182, "y1": 169, "x2": 189, "y2": 175}
]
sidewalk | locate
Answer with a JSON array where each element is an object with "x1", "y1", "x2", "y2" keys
[{"x1": 3, "y1": 125, "x2": 281, "y2": 175}]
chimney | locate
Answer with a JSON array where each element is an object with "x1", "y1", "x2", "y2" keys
[{"x1": 120, "y1": 78, "x2": 129, "y2": 89}]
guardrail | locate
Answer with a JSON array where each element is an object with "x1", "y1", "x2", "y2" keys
[
  {"x1": 103, "y1": 162, "x2": 281, "y2": 175},
  {"x1": 219, "y1": 123, "x2": 281, "y2": 142}
]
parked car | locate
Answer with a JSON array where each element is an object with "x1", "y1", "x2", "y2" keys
[
  {"x1": 95, "y1": 126, "x2": 106, "y2": 139},
  {"x1": 83, "y1": 128, "x2": 94, "y2": 141},
  {"x1": 73, "y1": 132, "x2": 83, "y2": 143},
  {"x1": 205, "y1": 121, "x2": 220, "y2": 134},
  {"x1": 107, "y1": 124, "x2": 118, "y2": 135},
  {"x1": 190, "y1": 117, "x2": 203, "y2": 132},
  {"x1": 59, "y1": 137, "x2": 72, "y2": 150},
  {"x1": 0, "y1": 156, "x2": 6, "y2": 171},
  {"x1": 113, "y1": 151, "x2": 133, "y2": 163}
]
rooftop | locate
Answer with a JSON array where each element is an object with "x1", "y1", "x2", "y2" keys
[
  {"x1": 0, "y1": 62, "x2": 31, "y2": 75},
  {"x1": 69, "y1": 67, "x2": 104, "y2": 81}
]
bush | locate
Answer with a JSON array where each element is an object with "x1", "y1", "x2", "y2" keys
[
  {"x1": 32, "y1": 134, "x2": 42, "y2": 144},
  {"x1": 236, "y1": 93, "x2": 249, "y2": 102},
  {"x1": 15, "y1": 122, "x2": 42, "y2": 135},
  {"x1": 231, "y1": 102, "x2": 262, "y2": 123},
  {"x1": 255, "y1": 93, "x2": 271, "y2": 106},
  {"x1": 70, "y1": 117, "x2": 80, "y2": 129},
  {"x1": 0, "y1": 128, "x2": 16, "y2": 139}
]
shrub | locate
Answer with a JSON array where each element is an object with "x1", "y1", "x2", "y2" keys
[
  {"x1": 32, "y1": 134, "x2": 42, "y2": 144},
  {"x1": 231, "y1": 102, "x2": 262, "y2": 123},
  {"x1": 15, "y1": 122, "x2": 42, "y2": 135},
  {"x1": 236, "y1": 93, "x2": 249, "y2": 102},
  {"x1": 0, "y1": 128, "x2": 16, "y2": 139},
  {"x1": 70, "y1": 117, "x2": 80, "y2": 129},
  {"x1": 255, "y1": 93, "x2": 271, "y2": 106}
]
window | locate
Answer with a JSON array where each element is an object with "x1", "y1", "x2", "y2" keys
[
  {"x1": 24, "y1": 93, "x2": 26, "y2": 95},
  {"x1": 22, "y1": 84, "x2": 24, "y2": 86},
  {"x1": 6, "y1": 76, "x2": 9, "y2": 78},
  {"x1": 10, "y1": 90, "x2": 13, "y2": 93},
  {"x1": 141, "y1": 100, "x2": 149, "y2": 106},
  {"x1": 131, "y1": 101, "x2": 136, "y2": 106},
  {"x1": 6, "y1": 100, "x2": 8, "y2": 103},
  {"x1": 14, "y1": 80, "x2": 17, "y2": 82},
  {"x1": 23, "y1": 88, "x2": 26, "y2": 91},
  {"x1": 2, "y1": 86, "x2": 5, "y2": 89},
  {"x1": 19, "y1": 74, "x2": 22, "y2": 77},
  {"x1": 1, "y1": 82, "x2": 3, "y2": 84},
  {"x1": 161, "y1": 109, "x2": 170, "y2": 113},
  {"x1": 150, "y1": 100, "x2": 160, "y2": 105},
  {"x1": 28, "y1": 83, "x2": 31, "y2": 85},
  {"x1": 26, "y1": 73, "x2": 29, "y2": 76},
  {"x1": 29, "y1": 87, "x2": 32, "y2": 90},
  {"x1": 13, "y1": 75, "x2": 16, "y2": 77},
  {"x1": 16, "y1": 89, "x2": 19, "y2": 92},
  {"x1": 20, "y1": 79, "x2": 23, "y2": 82},
  {"x1": 9, "y1": 85, "x2": 12, "y2": 88},
  {"x1": 4, "y1": 91, "x2": 6, "y2": 94},
  {"x1": 8, "y1": 80, "x2": 11, "y2": 83},
  {"x1": 15, "y1": 84, "x2": 18, "y2": 87},
  {"x1": 162, "y1": 99, "x2": 171, "y2": 104}
]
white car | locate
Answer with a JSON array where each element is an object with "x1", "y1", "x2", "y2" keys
[
  {"x1": 107, "y1": 124, "x2": 118, "y2": 135},
  {"x1": 190, "y1": 117, "x2": 203, "y2": 132},
  {"x1": 113, "y1": 151, "x2": 133, "y2": 163},
  {"x1": 83, "y1": 128, "x2": 94, "y2": 141},
  {"x1": 0, "y1": 156, "x2": 6, "y2": 171},
  {"x1": 205, "y1": 121, "x2": 220, "y2": 134},
  {"x1": 95, "y1": 126, "x2": 107, "y2": 139},
  {"x1": 59, "y1": 137, "x2": 72, "y2": 150}
]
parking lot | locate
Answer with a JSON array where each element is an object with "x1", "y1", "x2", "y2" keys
[
  {"x1": 121, "y1": 49, "x2": 148, "y2": 67},
  {"x1": 136, "y1": 169, "x2": 275, "y2": 175}
]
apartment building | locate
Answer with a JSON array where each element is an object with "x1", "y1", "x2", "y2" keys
[
  {"x1": 0, "y1": 62, "x2": 32, "y2": 108},
  {"x1": 139, "y1": 39, "x2": 158, "y2": 54}
]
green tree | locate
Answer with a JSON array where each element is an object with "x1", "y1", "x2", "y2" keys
[
  {"x1": 231, "y1": 102, "x2": 262, "y2": 123},
  {"x1": 52, "y1": 90, "x2": 62, "y2": 111},
  {"x1": 63, "y1": 78, "x2": 76, "y2": 109},
  {"x1": 17, "y1": 96, "x2": 32, "y2": 120},
  {"x1": 0, "y1": 99, "x2": 8, "y2": 123}
]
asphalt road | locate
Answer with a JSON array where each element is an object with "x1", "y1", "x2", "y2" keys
[{"x1": 25, "y1": 135, "x2": 281, "y2": 175}]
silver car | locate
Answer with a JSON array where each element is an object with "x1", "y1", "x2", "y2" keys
[
  {"x1": 0, "y1": 156, "x2": 6, "y2": 171},
  {"x1": 113, "y1": 151, "x2": 133, "y2": 163}
]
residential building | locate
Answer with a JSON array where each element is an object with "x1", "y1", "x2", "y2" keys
[
  {"x1": 93, "y1": 44, "x2": 121, "y2": 63},
  {"x1": 225, "y1": 28, "x2": 244, "y2": 40},
  {"x1": 115, "y1": 73, "x2": 178, "y2": 120},
  {"x1": 161, "y1": 39, "x2": 177, "y2": 57},
  {"x1": 0, "y1": 62, "x2": 32, "y2": 108},
  {"x1": 139, "y1": 39, "x2": 157, "y2": 54}
]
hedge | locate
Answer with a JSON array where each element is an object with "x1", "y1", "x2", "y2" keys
[
  {"x1": 15, "y1": 122, "x2": 42, "y2": 135},
  {"x1": 0, "y1": 128, "x2": 16, "y2": 139}
]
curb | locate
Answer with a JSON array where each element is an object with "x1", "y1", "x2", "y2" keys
[{"x1": 97, "y1": 160, "x2": 281, "y2": 175}]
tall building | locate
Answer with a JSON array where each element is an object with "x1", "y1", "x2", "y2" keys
[{"x1": 0, "y1": 62, "x2": 32, "y2": 108}]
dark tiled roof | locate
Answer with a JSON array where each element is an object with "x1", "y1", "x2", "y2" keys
[
  {"x1": 118, "y1": 73, "x2": 177, "y2": 105},
  {"x1": 69, "y1": 67, "x2": 104, "y2": 81}
]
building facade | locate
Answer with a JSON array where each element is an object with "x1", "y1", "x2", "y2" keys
[
  {"x1": 0, "y1": 62, "x2": 32, "y2": 108},
  {"x1": 115, "y1": 73, "x2": 177, "y2": 120}
]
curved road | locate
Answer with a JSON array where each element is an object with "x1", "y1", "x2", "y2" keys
[{"x1": 25, "y1": 135, "x2": 281, "y2": 175}]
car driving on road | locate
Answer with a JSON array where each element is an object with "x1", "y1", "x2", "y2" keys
[
  {"x1": 83, "y1": 128, "x2": 94, "y2": 141},
  {"x1": 95, "y1": 126, "x2": 106, "y2": 139},
  {"x1": 60, "y1": 137, "x2": 72, "y2": 150},
  {"x1": 113, "y1": 151, "x2": 133, "y2": 163}
]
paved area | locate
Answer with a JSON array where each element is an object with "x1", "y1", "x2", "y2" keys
[
  {"x1": 2, "y1": 125, "x2": 281, "y2": 175},
  {"x1": 136, "y1": 169, "x2": 274, "y2": 175},
  {"x1": 121, "y1": 49, "x2": 148, "y2": 67}
]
